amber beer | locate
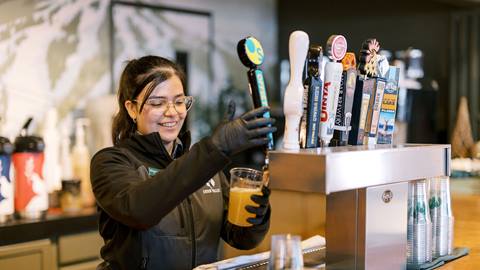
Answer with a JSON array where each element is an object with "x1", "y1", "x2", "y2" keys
[
  {"x1": 228, "y1": 168, "x2": 263, "y2": 227},
  {"x1": 228, "y1": 186, "x2": 262, "y2": 227}
]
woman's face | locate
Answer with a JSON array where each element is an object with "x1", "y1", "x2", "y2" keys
[{"x1": 131, "y1": 75, "x2": 187, "y2": 146}]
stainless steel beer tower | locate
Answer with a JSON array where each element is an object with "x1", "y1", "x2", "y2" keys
[{"x1": 269, "y1": 144, "x2": 451, "y2": 270}]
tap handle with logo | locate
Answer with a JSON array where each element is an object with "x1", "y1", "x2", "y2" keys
[{"x1": 237, "y1": 36, "x2": 274, "y2": 152}]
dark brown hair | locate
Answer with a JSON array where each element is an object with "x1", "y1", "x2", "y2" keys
[{"x1": 112, "y1": 55, "x2": 186, "y2": 145}]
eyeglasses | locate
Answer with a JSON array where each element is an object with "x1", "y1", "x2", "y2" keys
[{"x1": 134, "y1": 96, "x2": 194, "y2": 114}]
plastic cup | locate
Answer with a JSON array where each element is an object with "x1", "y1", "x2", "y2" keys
[
  {"x1": 428, "y1": 176, "x2": 454, "y2": 258},
  {"x1": 407, "y1": 180, "x2": 432, "y2": 267},
  {"x1": 227, "y1": 167, "x2": 263, "y2": 227},
  {"x1": 268, "y1": 234, "x2": 304, "y2": 270}
]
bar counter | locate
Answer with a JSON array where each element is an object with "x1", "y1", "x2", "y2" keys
[
  {"x1": 0, "y1": 179, "x2": 476, "y2": 269},
  {"x1": 224, "y1": 178, "x2": 479, "y2": 269}
]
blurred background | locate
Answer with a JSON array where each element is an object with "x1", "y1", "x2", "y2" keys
[{"x1": 2, "y1": 0, "x2": 480, "y2": 168}]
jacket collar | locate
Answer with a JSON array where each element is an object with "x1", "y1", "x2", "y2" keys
[{"x1": 121, "y1": 131, "x2": 191, "y2": 159}]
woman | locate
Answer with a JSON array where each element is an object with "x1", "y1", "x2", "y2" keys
[{"x1": 91, "y1": 55, "x2": 276, "y2": 270}]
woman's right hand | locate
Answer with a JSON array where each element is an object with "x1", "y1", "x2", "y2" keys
[{"x1": 210, "y1": 102, "x2": 276, "y2": 156}]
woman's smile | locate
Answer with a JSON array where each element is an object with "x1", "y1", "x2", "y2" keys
[{"x1": 158, "y1": 121, "x2": 178, "y2": 128}]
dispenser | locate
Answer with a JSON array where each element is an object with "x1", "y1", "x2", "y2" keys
[{"x1": 12, "y1": 118, "x2": 48, "y2": 219}]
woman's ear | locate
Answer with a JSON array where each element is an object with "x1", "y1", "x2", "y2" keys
[{"x1": 124, "y1": 100, "x2": 137, "y2": 122}]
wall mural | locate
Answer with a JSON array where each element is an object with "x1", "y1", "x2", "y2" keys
[
  {"x1": 0, "y1": 0, "x2": 110, "y2": 142},
  {"x1": 111, "y1": 1, "x2": 221, "y2": 142}
]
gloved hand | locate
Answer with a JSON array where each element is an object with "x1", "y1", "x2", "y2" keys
[
  {"x1": 211, "y1": 101, "x2": 276, "y2": 156},
  {"x1": 245, "y1": 185, "x2": 271, "y2": 226}
]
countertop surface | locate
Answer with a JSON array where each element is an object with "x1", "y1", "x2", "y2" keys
[
  {"x1": 0, "y1": 179, "x2": 477, "y2": 269},
  {"x1": 0, "y1": 207, "x2": 98, "y2": 246},
  {"x1": 224, "y1": 178, "x2": 480, "y2": 270},
  {"x1": 437, "y1": 178, "x2": 480, "y2": 269}
]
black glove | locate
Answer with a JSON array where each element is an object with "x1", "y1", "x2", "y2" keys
[
  {"x1": 211, "y1": 101, "x2": 276, "y2": 156},
  {"x1": 245, "y1": 185, "x2": 271, "y2": 226}
]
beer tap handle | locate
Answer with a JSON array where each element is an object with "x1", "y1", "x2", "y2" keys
[
  {"x1": 237, "y1": 36, "x2": 274, "y2": 152},
  {"x1": 288, "y1": 31, "x2": 309, "y2": 87},
  {"x1": 283, "y1": 31, "x2": 309, "y2": 150}
]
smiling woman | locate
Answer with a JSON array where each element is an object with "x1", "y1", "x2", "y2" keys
[
  {"x1": 111, "y1": 56, "x2": 187, "y2": 152},
  {"x1": 90, "y1": 55, "x2": 277, "y2": 270},
  {"x1": 123, "y1": 70, "x2": 189, "y2": 154}
]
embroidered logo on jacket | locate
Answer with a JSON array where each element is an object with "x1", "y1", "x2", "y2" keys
[
  {"x1": 147, "y1": 167, "x2": 161, "y2": 177},
  {"x1": 203, "y1": 178, "x2": 220, "y2": 194}
]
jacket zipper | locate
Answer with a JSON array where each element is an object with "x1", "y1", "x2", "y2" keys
[
  {"x1": 177, "y1": 205, "x2": 186, "y2": 230},
  {"x1": 186, "y1": 196, "x2": 196, "y2": 269},
  {"x1": 140, "y1": 231, "x2": 148, "y2": 270},
  {"x1": 140, "y1": 257, "x2": 148, "y2": 270}
]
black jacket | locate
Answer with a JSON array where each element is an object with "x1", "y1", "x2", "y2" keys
[{"x1": 90, "y1": 132, "x2": 270, "y2": 270}]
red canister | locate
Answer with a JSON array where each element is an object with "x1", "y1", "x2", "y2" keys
[{"x1": 12, "y1": 134, "x2": 48, "y2": 219}]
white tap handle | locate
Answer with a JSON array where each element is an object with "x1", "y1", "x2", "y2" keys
[
  {"x1": 288, "y1": 31, "x2": 309, "y2": 87},
  {"x1": 283, "y1": 31, "x2": 309, "y2": 150},
  {"x1": 319, "y1": 62, "x2": 343, "y2": 146}
]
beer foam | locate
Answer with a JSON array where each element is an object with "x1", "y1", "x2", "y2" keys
[{"x1": 230, "y1": 186, "x2": 261, "y2": 193}]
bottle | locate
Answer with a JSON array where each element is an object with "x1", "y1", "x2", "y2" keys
[
  {"x1": 71, "y1": 118, "x2": 95, "y2": 207},
  {"x1": 60, "y1": 122, "x2": 74, "y2": 180},
  {"x1": 42, "y1": 107, "x2": 62, "y2": 193},
  {"x1": 60, "y1": 179, "x2": 82, "y2": 213}
]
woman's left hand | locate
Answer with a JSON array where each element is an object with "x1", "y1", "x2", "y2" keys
[{"x1": 245, "y1": 185, "x2": 271, "y2": 226}]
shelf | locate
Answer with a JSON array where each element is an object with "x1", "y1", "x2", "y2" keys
[{"x1": 0, "y1": 208, "x2": 98, "y2": 246}]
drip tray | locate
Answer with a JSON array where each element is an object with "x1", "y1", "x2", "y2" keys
[{"x1": 233, "y1": 246, "x2": 326, "y2": 270}]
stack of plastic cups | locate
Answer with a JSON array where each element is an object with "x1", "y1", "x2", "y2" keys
[
  {"x1": 428, "y1": 176, "x2": 454, "y2": 258},
  {"x1": 407, "y1": 180, "x2": 432, "y2": 269}
]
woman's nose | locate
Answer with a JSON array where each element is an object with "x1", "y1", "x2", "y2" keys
[{"x1": 163, "y1": 103, "x2": 177, "y2": 116}]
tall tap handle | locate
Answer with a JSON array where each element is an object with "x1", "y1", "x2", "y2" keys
[
  {"x1": 288, "y1": 31, "x2": 309, "y2": 86},
  {"x1": 307, "y1": 45, "x2": 323, "y2": 77},
  {"x1": 283, "y1": 31, "x2": 309, "y2": 150}
]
